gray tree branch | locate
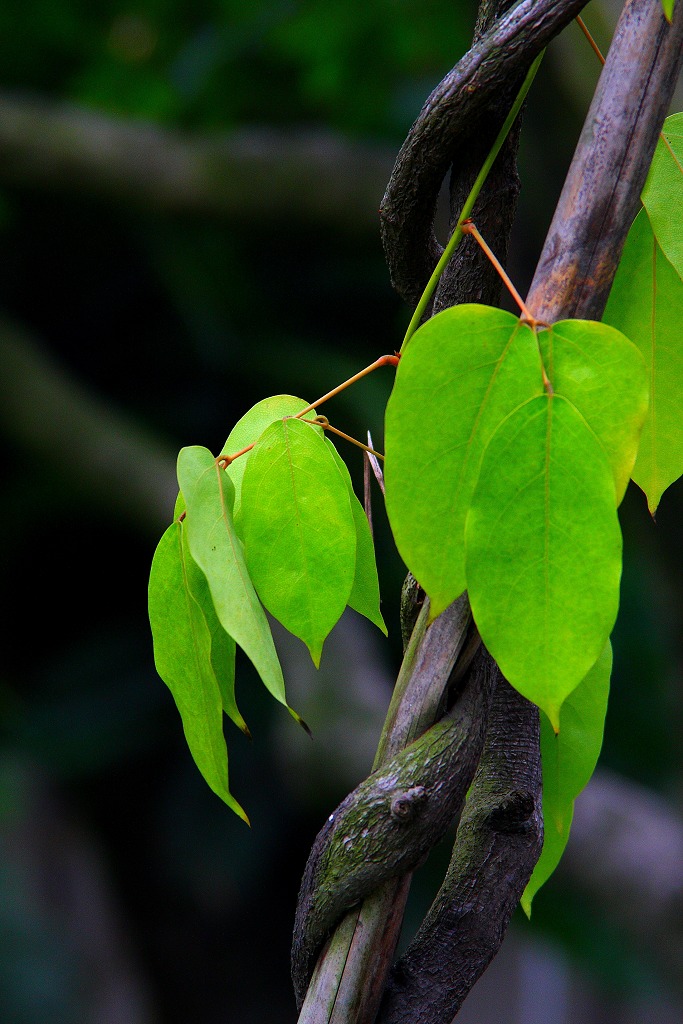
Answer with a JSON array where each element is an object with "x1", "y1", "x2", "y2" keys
[{"x1": 0, "y1": 92, "x2": 393, "y2": 234}]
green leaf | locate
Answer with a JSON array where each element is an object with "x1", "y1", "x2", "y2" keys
[
  {"x1": 661, "y1": 0, "x2": 675, "y2": 21},
  {"x1": 539, "y1": 320, "x2": 649, "y2": 504},
  {"x1": 187, "y1": 550, "x2": 248, "y2": 737},
  {"x1": 604, "y1": 209, "x2": 683, "y2": 513},
  {"x1": 465, "y1": 395, "x2": 621, "y2": 728},
  {"x1": 148, "y1": 520, "x2": 248, "y2": 822},
  {"x1": 177, "y1": 445, "x2": 291, "y2": 712},
  {"x1": 641, "y1": 112, "x2": 683, "y2": 275},
  {"x1": 324, "y1": 438, "x2": 387, "y2": 634},
  {"x1": 240, "y1": 418, "x2": 357, "y2": 665},
  {"x1": 220, "y1": 395, "x2": 315, "y2": 523},
  {"x1": 521, "y1": 642, "x2": 612, "y2": 914},
  {"x1": 384, "y1": 304, "x2": 543, "y2": 619}
]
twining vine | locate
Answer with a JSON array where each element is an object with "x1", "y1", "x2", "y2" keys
[{"x1": 147, "y1": 0, "x2": 683, "y2": 1020}]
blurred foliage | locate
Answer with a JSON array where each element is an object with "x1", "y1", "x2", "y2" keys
[{"x1": 0, "y1": 1, "x2": 681, "y2": 1023}]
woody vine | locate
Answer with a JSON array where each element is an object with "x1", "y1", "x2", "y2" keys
[{"x1": 147, "y1": 0, "x2": 683, "y2": 1019}]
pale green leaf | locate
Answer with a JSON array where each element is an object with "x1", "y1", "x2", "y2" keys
[
  {"x1": 148, "y1": 520, "x2": 248, "y2": 821},
  {"x1": 240, "y1": 418, "x2": 357, "y2": 665},
  {"x1": 220, "y1": 395, "x2": 315, "y2": 523},
  {"x1": 641, "y1": 112, "x2": 683, "y2": 275},
  {"x1": 324, "y1": 439, "x2": 387, "y2": 634},
  {"x1": 384, "y1": 304, "x2": 543, "y2": 619},
  {"x1": 177, "y1": 445, "x2": 291, "y2": 712},
  {"x1": 539, "y1": 320, "x2": 648, "y2": 504},
  {"x1": 465, "y1": 396, "x2": 621, "y2": 728},
  {"x1": 604, "y1": 209, "x2": 683, "y2": 513},
  {"x1": 521, "y1": 642, "x2": 612, "y2": 914}
]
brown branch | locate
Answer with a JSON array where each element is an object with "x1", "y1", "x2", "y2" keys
[
  {"x1": 379, "y1": 0, "x2": 591, "y2": 307},
  {"x1": 526, "y1": 0, "x2": 683, "y2": 322},
  {"x1": 378, "y1": 665, "x2": 542, "y2": 1024}
]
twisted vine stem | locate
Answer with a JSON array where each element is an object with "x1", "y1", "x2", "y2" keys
[{"x1": 292, "y1": 1, "x2": 683, "y2": 1022}]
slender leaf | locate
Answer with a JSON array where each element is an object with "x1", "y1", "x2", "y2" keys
[
  {"x1": 148, "y1": 520, "x2": 248, "y2": 821},
  {"x1": 465, "y1": 395, "x2": 621, "y2": 728},
  {"x1": 185, "y1": 545, "x2": 248, "y2": 736},
  {"x1": 177, "y1": 445, "x2": 291, "y2": 712},
  {"x1": 521, "y1": 642, "x2": 612, "y2": 913},
  {"x1": 240, "y1": 418, "x2": 357, "y2": 665},
  {"x1": 539, "y1": 320, "x2": 649, "y2": 504},
  {"x1": 662, "y1": 0, "x2": 675, "y2": 22},
  {"x1": 220, "y1": 395, "x2": 315, "y2": 523},
  {"x1": 325, "y1": 438, "x2": 387, "y2": 634},
  {"x1": 384, "y1": 304, "x2": 543, "y2": 619},
  {"x1": 641, "y1": 112, "x2": 683, "y2": 274},
  {"x1": 604, "y1": 209, "x2": 683, "y2": 513}
]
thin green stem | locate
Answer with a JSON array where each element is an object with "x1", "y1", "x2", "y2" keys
[{"x1": 400, "y1": 49, "x2": 545, "y2": 352}]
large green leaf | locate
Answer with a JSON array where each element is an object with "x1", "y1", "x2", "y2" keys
[
  {"x1": 384, "y1": 304, "x2": 542, "y2": 619},
  {"x1": 539, "y1": 320, "x2": 649, "y2": 504},
  {"x1": 521, "y1": 642, "x2": 612, "y2": 914},
  {"x1": 177, "y1": 445, "x2": 291, "y2": 711},
  {"x1": 240, "y1": 417, "x2": 357, "y2": 665},
  {"x1": 641, "y1": 112, "x2": 683, "y2": 276},
  {"x1": 324, "y1": 438, "x2": 387, "y2": 634},
  {"x1": 465, "y1": 395, "x2": 621, "y2": 728},
  {"x1": 148, "y1": 520, "x2": 248, "y2": 821},
  {"x1": 220, "y1": 395, "x2": 315, "y2": 523},
  {"x1": 604, "y1": 209, "x2": 683, "y2": 513}
]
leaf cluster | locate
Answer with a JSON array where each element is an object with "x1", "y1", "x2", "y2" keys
[{"x1": 149, "y1": 395, "x2": 386, "y2": 819}]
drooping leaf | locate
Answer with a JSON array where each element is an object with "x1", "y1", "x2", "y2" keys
[
  {"x1": 465, "y1": 395, "x2": 621, "y2": 729},
  {"x1": 324, "y1": 438, "x2": 387, "y2": 634},
  {"x1": 240, "y1": 417, "x2": 357, "y2": 665},
  {"x1": 641, "y1": 112, "x2": 683, "y2": 275},
  {"x1": 662, "y1": 0, "x2": 675, "y2": 20},
  {"x1": 177, "y1": 445, "x2": 292, "y2": 714},
  {"x1": 539, "y1": 320, "x2": 649, "y2": 504},
  {"x1": 521, "y1": 642, "x2": 612, "y2": 914},
  {"x1": 604, "y1": 209, "x2": 683, "y2": 513},
  {"x1": 184, "y1": 541, "x2": 248, "y2": 736},
  {"x1": 220, "y1": 395, "x2": 315, "y2": 523},
  {"x1": 384, "y1": 304, "x2": 543, "y2": 619},
  {"x1": 148, "y1": 520, "x2": 248, "y2": 822}
]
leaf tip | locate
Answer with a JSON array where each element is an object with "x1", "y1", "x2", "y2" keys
[
  {"x1": 309, "y1": 641, "x2": 324, "y2": 668},
  {"x1": 520, "y1": 892, "x2": 533, "y2": 919},
  {"x1": 289, "y1": 707, "x2": 313, "y2": 739}
]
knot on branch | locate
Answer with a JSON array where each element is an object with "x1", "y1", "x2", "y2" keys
[
  {"x1": 486, "y1": 789, "x2": 536, "y2": 833},
  {"x1": 390, "y1": 786, "x2": 427, "y2": 822}
]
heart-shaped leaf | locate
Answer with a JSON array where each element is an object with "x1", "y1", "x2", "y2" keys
[
  {"x1": 465, "y1": 395, "x2": 621, "y2": 728},
  {"x1": 385, "y1": 304, "x2": 542, "y2": 619},
  {"x1": 604, "y1": 209, "x2": 683, "y2": 513},
  {"x1": 240, "y1": 418, "x2": 357, "y2": 665}
]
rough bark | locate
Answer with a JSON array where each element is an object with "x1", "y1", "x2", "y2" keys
[{"x1": 379, "y1": 0, "x2": 591, "y2": 307}]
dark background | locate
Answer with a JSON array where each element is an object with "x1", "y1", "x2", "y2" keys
[{"x1": 0, "y1": 2, "x2": 681, "y2": 1022}]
